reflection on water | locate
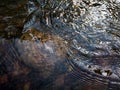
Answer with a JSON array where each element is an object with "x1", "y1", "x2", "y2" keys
[{"x1": 0, "y1": 0, "x2": 120, "y2": 90}]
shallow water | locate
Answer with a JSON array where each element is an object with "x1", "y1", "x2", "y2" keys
[{"x1": 0, "y1": 0, "x2": 120, "y2": 90}]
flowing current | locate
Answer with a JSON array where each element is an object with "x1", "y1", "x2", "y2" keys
[
  {"x1": 23, "y1": 0, "x2": 120, "y2": 77},
  {"x1": 0, "y1": 0, "x2": 120, "y2": 90}
]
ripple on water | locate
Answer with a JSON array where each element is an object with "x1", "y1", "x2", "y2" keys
[{"x1": 0, "y1": 0, "x2": 120, "y2": 90}]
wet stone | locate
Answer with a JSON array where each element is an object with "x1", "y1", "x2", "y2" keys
[{"x1": 13, "y1": 28, "x2": 68, "y2": 79}]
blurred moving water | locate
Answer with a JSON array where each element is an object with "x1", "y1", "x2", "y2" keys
[{"x1": 0, "y1": 0, "x2": 120, "y2": 90}]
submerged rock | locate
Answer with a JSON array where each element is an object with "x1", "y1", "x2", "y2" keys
[{"x1": 15, "y1": 28, "x2": 68, "y2": 78}]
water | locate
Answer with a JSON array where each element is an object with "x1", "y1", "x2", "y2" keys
[
  {"x1": 0, "y1": 0, "x2": 120, "y2": 90},
  {"x1": 25, "y1": 0, "x2": 120, "y2": 78}
]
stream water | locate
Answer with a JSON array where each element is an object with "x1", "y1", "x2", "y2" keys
[{"x1": 0, "y1": 0, "x2": 120, "y2": 90}]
